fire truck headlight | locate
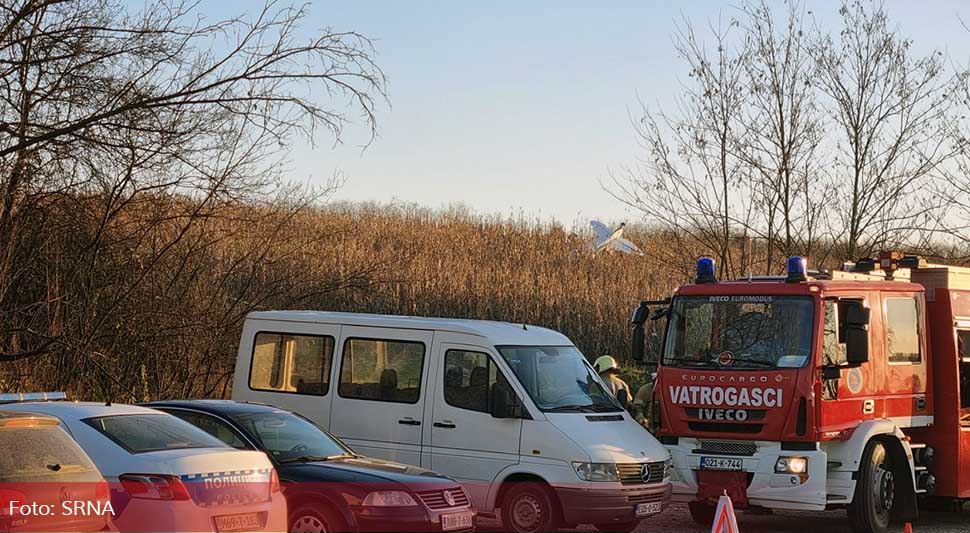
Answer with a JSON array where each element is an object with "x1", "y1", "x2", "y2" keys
[{"x1": 775, "y1": 457, "x2": 808, "y2": 474}]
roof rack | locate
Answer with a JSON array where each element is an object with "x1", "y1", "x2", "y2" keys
[{"x1": 0, "y1": 392, "x2": 67, "y2": 404}]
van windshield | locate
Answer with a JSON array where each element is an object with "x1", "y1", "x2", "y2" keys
[
  {"x1": 497, "y1": 346, "x2": 622, "y2": 413},
  {"x1": 663, "y1": 295, "x2": 815, "y2": 369}
]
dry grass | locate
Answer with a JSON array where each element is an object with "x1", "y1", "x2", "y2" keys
[{"x1": 290, "y1": 203, "x2": 688, "y2": 391}]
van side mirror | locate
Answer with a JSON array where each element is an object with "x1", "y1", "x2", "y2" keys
[
  {"x1": 841, "y1": 300, "x2": 870, "y2": 365},
  {"x1": 490, "y1": 381, "x2": 522, "y2": 419}
]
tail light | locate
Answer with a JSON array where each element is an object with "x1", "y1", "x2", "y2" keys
[
  {"x1": 95, "y1": 479, "x2": 111, "y2": 500},
  {"x1": 269, "y1": 469, "x2": 280, "y2": 494},
  {"x1": 120, "y1": 474, "x2": 191, "y2": 501},
  {"x1": 0, "y1": 489, "x2": 27, "y2": 515}
]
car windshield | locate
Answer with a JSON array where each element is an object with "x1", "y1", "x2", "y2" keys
[
  {"x1": 84, "y1": 414, "x2": 226, "y2": 453},
  {"x1": 497, "y1": 346, "x2": 621, "y2": 412},
  {"x1": 663, "y1": 295, "x2": 815, "y2": 369},
  {"x1": 230, "y1": 411, "x2": 351, "y2": 463}
]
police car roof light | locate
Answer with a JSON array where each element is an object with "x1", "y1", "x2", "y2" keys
[
  {"x1": 696, "y1": 257, "x2": 717, "y2": 284},
  {"x1": 786, "y1": 256, "x2": 808, "y2": 283},
  {"x1": 0, "y1": 391, "x2": 67, "y2": 404}
]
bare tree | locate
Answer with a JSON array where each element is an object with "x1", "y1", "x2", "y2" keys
[
  {"x1": 0, "y1": 0, "x2": 386, "y2": 393},
  {"x1": 738, "y1": 1, "x2": 830, "y2": 268},
  {"x1": 812, "y1": 0, "x2": 957, "y2": 259},
  {"x1": 610, "y1": 16, "x2": 755, "y2": 278}
]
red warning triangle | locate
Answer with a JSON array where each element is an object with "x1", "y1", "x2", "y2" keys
[{"x1": 711, "y1": 492, "x2": 740, "y2": 533}]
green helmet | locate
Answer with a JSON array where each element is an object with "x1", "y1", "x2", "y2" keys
[{"x1": 594, "y1": 355, "x2": 619, "y2": 373}]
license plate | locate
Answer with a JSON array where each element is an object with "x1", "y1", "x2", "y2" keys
[
  {"x1": 214, "y1": 513, "x2": 261, "y2": 532},
  {"x1": 635, "y1": 501, "x2": 663, "y2": 517},
  {"x1": 441, "y1": 511, "x2": 474, "y2": 531},
  {"x1": 700, "y1": 456, "x2": 744, "y2": 471}
]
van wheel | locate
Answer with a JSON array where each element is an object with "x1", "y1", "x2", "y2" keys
[
  {"x1": 501, "y1": 483, "x2": 558, "y2": 533},
  {"x1": 593, "y1": 519, "x2": 641, "y2": 532},
  {"x1": 688, "y1": 501, "x2": 716, "y2": 526},
  {"x1": 848, "y1": 440, "x2": 895, "y2": 533},
  {"x1": 289, "y1": 505, "x2": 344, "y2": 533}
]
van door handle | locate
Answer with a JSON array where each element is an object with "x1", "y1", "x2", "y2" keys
[
  {"x1": 398, "y1": 418, "x2": 421, "y2": 426},
  {"x1": 433, "y1": 421, "x2": 456, "y2": 429}
]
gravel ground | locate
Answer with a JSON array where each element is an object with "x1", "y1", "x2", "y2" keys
[{"x1": 478, "y1": 502, "x2": 970, "y2": 533}]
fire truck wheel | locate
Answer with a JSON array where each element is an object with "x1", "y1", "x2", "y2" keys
[
  {"x1": 688, "y1": 501, "x2": 716, "y2": 526},
  {"x1": 848, "y1": 440, "x2": 895, "y2": 533}
]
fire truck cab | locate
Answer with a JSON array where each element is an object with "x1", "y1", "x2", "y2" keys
[{"x1": 634, "y1": 253, "x2": 970, "y2": 533}]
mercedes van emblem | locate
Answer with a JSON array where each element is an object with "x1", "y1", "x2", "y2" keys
[
  {"x1": 443, "y1": 490, "x2": 457, "y2": 507},
  {"x1": 640, "y1": 464, "x2": 651, "y2": 483}
]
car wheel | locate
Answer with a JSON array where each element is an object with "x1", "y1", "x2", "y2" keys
[
  {"x1": 501, "y1": 483, "x2": 558, "y2": 533},
  {"x1": 593, "y1": 519, "x2": 641, "y2": 532},
  {"x1": 289, "y1": 505, "x2": 345, "y2": 533},
  {"x1": 688, "y1": 501, "x2": 715, "y2": 526},
  {"x1": 848, "y1": 440, "x2": 895, "y2": 533}
]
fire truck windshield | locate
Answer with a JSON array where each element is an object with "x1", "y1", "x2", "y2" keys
[{"x1": 662, "y1": 295, "x2": 815, "y2": 370}]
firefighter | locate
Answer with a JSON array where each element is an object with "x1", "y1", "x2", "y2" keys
[
  {"x1": 633, "y1": 371, "x2": 657, "y2": 429},
  {"x1": 594, "y1": 355, "x2": 631, "y2": 401}
]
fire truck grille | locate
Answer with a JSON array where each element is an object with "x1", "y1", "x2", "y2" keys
[
  {"x1": 694, "y1": 440, "x2": 757, "y2": 456},
  {"x1": 616, "y1": 462, "x2": 666, "y2": 484},
  {"x1": 688, "y1": 422, "x2": 763, "y2": 434},
  {"x1": 415, "y1": 488, "x2": 469, "y2": 510}
]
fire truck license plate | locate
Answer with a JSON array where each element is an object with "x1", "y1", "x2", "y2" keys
[
  {"x1": 214, "y1": 513, "x2": 261, "y2": 532},
  {"x1": 441, "y1": 511, "x2": 473, "y2": 531},
  {"x1": 635, "y1": 501, "x2": 663, "y2": 516},
  {"x1": 700, "y1": 457, "x2": 743, "y2": 471}
]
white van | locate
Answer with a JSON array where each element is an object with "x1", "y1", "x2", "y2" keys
[{"x1": 232, "y1": 311, "x2": 671, "y2": 533}]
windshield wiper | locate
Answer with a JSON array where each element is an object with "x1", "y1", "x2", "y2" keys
[
  {"x1": 325, "y1": 453, "x2": 356, "y2": 460},
  {"x1": 721, "y1": 357, "x2": 776, "y2": 368},
  {"x1": 544, "y1": 404, "x2": 599, "y2": 413},
  {"x1": 278, "y1": 455, "x2": 330, "y2": 464},
  {"x1": 663, "y1": 356, "x2": 712, "y2": 367},
  {"x1": 545, "y1": 403, "x2": 620, "y2": 413}
]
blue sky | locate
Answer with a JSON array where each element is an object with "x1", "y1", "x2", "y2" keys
[{"x1": 208, "y1": 1, "x2": 970, "y2": 225}]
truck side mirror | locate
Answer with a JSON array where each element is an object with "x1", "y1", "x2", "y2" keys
[
  {"x1": 490, "y1": 381, "x2": 522, "y2": 419},
  {"x1": 631, "y1": 302, "x2": 649, "y2": 362},
  {"x1": 842, "y1": 300, "x2": 870, "y2": 365}
]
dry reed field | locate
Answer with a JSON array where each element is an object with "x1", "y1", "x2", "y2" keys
[
  {"x1": 1, "y1": 200, "x2": 693, "y2": 400},
  {"x1": 5, "y1": 196, "x2": 969, "y2": 402}
]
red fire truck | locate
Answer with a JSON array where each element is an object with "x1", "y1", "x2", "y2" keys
[{"x1": 631, "y1": 252, "x2": 970, "y2": 533}]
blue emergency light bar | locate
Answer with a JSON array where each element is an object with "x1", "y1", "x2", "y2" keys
[
  {"x1": 786, "y1": 256, "x2": 808, "y2": 283},
  {"x1": 696, "y1": 257, "x2": 717, "y2": 284},
  {"x1": 0, "y1": 391, "x2": 67, "y2": 404}
]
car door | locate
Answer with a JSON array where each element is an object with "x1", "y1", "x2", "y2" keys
[
  {"x1": 328, "y1": 326, "x2": 433, "y2": 467},
  {"x1": 880, "y1": 291, "x2": 931, "y2": 426},
  {"x1": 429, "y1": 342, "x2": 522, "y2": 507}
]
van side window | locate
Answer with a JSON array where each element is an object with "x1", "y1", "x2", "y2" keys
[
  {"x1": 338, "y1": 338, "x2": 425, "y2": 404},
  {"x1": 885, "y1": 297, "x2": 921, "y2": 364},
  {"x1": 443, "y1": 350, "x2": 509, "y2": 413},
  {"x1": 250, "y1": 333, "x2": 335, "y2": 395}
]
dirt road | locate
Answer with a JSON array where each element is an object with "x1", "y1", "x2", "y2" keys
[{"x1": 479, "y1": 502, "x2": 970, "y2": 532}]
